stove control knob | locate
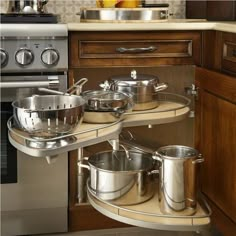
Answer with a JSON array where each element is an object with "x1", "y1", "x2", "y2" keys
[
  {"x1": 41, "y1": 48, "x2": 59, "y2": 66},
  {"x1": 0, "y1": 49, "x2": 8, "y2": 67},
  {"x1": 15, "y1": 48, "x2": 34, "y2": 66}
]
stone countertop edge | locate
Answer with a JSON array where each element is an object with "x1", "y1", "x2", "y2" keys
[{"x1": 67, "y1": 21, "x2": 236, "y2": 33}]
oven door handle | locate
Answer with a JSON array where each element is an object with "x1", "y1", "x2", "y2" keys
[{"x1": 0, "y1": 76, "x2": 60, "y2": 89}]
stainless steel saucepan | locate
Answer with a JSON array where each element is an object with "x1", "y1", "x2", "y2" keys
[
  {"x1": 100, "y1": 70, "x2": 168, "y2": 111},
  {"x1": 37, "y1": 79, "x2": 133, "y2": 124},
  {"x1": 79, "y1": 150, "x2": 157, "y2": 205},
  {"x1": 81, "y1": 90, "x2": 133, "y2": 124}
]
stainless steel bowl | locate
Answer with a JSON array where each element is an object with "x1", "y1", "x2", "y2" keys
[{"x1": 12, "y1": 94, "x2": 85, "y2": 138}]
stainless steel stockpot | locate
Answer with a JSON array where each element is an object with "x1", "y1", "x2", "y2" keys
[
  {"x1": 79, "y1": 150, "x2": 156, "y2": 205},
  {"x1": 154, "y1": 145, "x2": 204, "y2": 215},
  {"x1": 100, "y1": 70, "x2": 168, "y2": 111}
]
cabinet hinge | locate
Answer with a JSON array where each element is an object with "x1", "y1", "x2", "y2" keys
[{"x1": 185, "y1": 84, "x2": 199, "y2": 98}]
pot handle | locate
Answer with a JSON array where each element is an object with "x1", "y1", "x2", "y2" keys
[
  {"x1": 99, "y1": 80, "x2": 111, "y2": 91},
  {"x1": 154, "y1": 82, "x2": 168, "y2": 92},
  {"x1": 78, "y1": 157, "x2": 90, "y2": 170},
  {"x1": 152, "y1": 152, "x2": 163, "y2": 162},
  {"x1": 192, "y1": 154, "x2": 204, "y2": 164},
  {"x1": 148, "y1": 169, "x2": 159, "y2": 175},
  {"x1": 67, "y1": 78, "x2": 88, "y2": 95}
]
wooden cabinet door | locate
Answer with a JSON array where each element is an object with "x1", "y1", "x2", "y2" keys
[
  {"x1": 195, "y1": 67, "x2": 236, "y2": 236},
  {"x1": 186, "y1": 0, "x2": 236, "y2": 20}
]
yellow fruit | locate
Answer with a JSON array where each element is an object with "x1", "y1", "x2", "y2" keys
[
  {"x1": 116, "y1": 0, "x2": 140, "y2": 8},
  {"x1": 103, "y1": 0, "x2": 119, "y2": 8}
]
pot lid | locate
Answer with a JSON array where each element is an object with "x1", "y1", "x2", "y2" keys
[
  {"x1": 110, "y1": 70, "x2": 159, "y2": 87},
  {"x1": 81, "y1": 90, "x2": 131, "y2": 111}
]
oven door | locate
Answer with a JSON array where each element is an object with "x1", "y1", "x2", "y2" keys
[
  {"x1": 0, "y1": 73, "x2": 67, "y2": 184},
  {"x1": 1, "y1": 102, "x2": 17, "y2": 184},
  {"x1": 0, "y1": 73, "x2": 67, "y2": 102},
  {"x1": 0, "y1": 73, "x2": 68, "y2": 235}
]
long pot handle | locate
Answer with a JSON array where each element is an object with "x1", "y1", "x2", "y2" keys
[
  {"x1": 67, "y1": 78, "x2": 88, "y2": 95},
  {"x1": 154, "y1": 82, "x2": 168, "y2": 92},
  {"x1": 38, "y1": 78, "x2": 88, "y2": 96}
]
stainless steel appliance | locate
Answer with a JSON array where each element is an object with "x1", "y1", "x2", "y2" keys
[
  {"x1": 1, "y1": 0, "x2": 57, "y2": 23},
  {"x1": 7, "y1": 0, "x2": 49, "y2": 14},
  {"x1": 0, "y1": 23, "x2": 69, "y2": 235}
]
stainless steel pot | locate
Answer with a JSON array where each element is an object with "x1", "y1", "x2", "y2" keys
[
  {"x1": 79, "y1": 150, "x2": 157, "y2": 205},
  {"x1": 82, "y1": 90, "x2": 133, "y2": 124},
  {"x1": 7, "y1": 0, "x2": 49, "y2": 14},
  {"x1": 82, "y1": 90, "x2": 132, "y2": 111},
  {"x1": 100, "y1": 70, "x2": 168, "y2": 111},
  {"x1": 154, "y1": 145, "x2": 204, "y2": 215}
]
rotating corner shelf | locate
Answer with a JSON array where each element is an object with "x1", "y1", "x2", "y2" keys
[
  {"x1": 87, "y1": 180, "x2": 211, "y2": 232},
  {"x1": 7, "y1": 93, "x2": 191, "y2": 158}
]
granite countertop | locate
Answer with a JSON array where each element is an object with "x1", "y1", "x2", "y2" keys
[{"x1": 67, "y1": 20, "x2": 236, "y2": 33}]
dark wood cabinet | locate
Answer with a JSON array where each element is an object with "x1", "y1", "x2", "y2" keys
[
  {"x1": 69, "y1": 31, "x2": 201, "y2": 68},
  {"x1": 186, "y1": 0, "x2": 236, "y2": 21},
  {"x1": 68, "y1": 30, "x2": 236, "y2": 235},
  {"x1": 202, "y1": 31, "x2": 236, "y2": 76},
  {"x1": 195, "y1": 67, "x2": 236, "y2": 236}
]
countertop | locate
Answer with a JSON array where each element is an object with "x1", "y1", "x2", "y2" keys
[{"x1": 67, "y1": 20, "x2": 236, "y2": 33}]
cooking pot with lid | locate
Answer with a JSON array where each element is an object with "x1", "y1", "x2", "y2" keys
[
  {"x1": 100, "y1": 70, "x2": 168, "y2": 111},
  {"x1": 79, "y1": 150, "x2": 157, "y2": 205},
  {"x1": 81, "y1": 90, "x2": 133, "y2": 124}
]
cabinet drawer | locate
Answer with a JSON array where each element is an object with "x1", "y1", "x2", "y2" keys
[
  {"x1": 222, "y1": 32, "x2": 236, "y2": 75},
  {"x1": 69, "y1": 31, "x2": 201, "y2": 68}
]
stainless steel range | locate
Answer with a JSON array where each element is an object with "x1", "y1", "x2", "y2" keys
[{"x1": 0, "y1": 24, "x2": 69, "y2": 235}]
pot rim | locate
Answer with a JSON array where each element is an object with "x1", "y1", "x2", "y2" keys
[
  {"x1": 88, "y1": 150, "x2": 154, "y2": 173},
  {"x1": 156, "y1": 145, "x2": 199, "y2": 160}
]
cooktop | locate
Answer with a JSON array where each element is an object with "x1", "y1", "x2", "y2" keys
[{"x1": 0, "y1": 13, "x2": 58, "y2": 23}]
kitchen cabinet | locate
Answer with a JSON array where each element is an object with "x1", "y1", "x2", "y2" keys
[
  {"x1": 69, "y1": 31, "x2": 201, "y2": 68},
  {"x1": 195, "y1": 67, "x2": 236, "y2": 236},
  {"x1": 186, "y1": 0, "x2": 236, "y2": 21},
  {"x1": 202, "y1": 31, "x2": 236, "y2": 76},
  {"x1": 67, "y1": 30, "x2": 236, "y2": 235}
]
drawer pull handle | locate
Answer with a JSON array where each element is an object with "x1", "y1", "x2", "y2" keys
[{"x1": 116, "y1": 46, "x2": 157, "y2": 53}]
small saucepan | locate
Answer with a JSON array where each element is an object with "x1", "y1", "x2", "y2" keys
[{"x1": 81, "y1": 90, "x2": 133, "y2": 124}]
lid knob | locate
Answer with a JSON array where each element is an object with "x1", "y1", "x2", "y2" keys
[{"x1": 131, "y1": 70, "x2": 137, "y2": 79}]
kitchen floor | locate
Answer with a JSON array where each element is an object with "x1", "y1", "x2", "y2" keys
[{"x1": 40, "y1": 227, "x2": 221, "y2": 236}]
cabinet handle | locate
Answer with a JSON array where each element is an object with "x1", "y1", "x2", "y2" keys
[
  {"x1": 232, "y1": 49, "x2": 236, "y2": 57},
  {"x1": 116, "y1": 46, "x2": 157, "y2": 53}
]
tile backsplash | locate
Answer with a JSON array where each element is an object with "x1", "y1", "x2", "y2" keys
[{"x1": 0, "y1": 0, "x2": 186, "y2": 23}]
